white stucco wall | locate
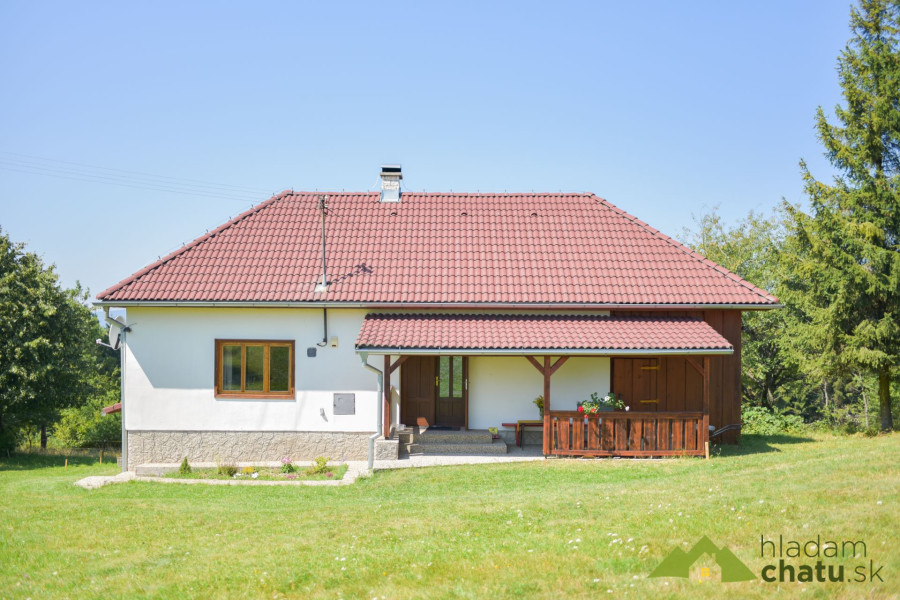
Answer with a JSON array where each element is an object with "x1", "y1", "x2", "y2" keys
[
  {"x1": 123, "y1": 306, "x2": 612, "y2": 434},
  {"x1": 124, "y1": 307, "x2": 377, "y2": 432},
  {"x1": 467, "y1": 356, "x2": 610, "y2": 429}
]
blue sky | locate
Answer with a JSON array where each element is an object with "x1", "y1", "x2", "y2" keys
[{"x1": 0, "y1": 1, "x2": 851, "y2": 299}]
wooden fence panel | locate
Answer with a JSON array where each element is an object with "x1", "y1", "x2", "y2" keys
[
  {"x1": 573, "y1": 418, "x2": 584, "y2": 451},
  {"x1": 588, "y1": 418, "x2": 600, "y2": 450},
  {"x1": 547, "y1": 411, "x2": 705, "y2": 457}
]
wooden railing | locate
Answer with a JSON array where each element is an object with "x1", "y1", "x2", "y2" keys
[{"x1": 547, "y1": 411, "x2": 707, "y2": 457}]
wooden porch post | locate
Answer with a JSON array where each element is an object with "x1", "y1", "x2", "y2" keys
[
  {"x1": 542, "y1": 356, "x2": 551, "y2": 455},
  {"x1": 383, "y1": 356, "x2": 408, "y2": 438},
  {"x1": 702, "y1": 355, "x2": 710, "y2": 458},
  {"x1": 384, "y1": 355, "x2": 391, "y2": 438},
  {"x1": 525, "y1": 356, "x2": 568, "y2": 455}
]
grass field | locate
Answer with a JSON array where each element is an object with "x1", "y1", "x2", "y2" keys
[{"x1": 1, "y1": 434, "x2": 898, "y2": 599}]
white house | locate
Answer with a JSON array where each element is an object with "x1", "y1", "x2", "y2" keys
[{"x1": 96, "y1": 166, "x2": 778, "y2": 469}]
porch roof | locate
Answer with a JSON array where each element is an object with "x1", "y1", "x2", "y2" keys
[{"x1": 355, "y1": 313, "x2": 733, "y2": 356}]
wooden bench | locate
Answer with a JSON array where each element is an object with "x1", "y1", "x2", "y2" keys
[{"x1": 501, "y1": 420, "x2": 544, "y2": 447}]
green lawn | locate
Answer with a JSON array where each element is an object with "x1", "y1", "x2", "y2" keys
[{"x1": 1, "y1": 434, "x2": 897, "y2": 599}]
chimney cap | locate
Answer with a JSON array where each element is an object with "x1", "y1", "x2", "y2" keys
[{"x1": 380, "y1": 164, "x2": 402, "y2": 179}]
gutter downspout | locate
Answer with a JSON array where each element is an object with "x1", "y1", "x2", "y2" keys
[
  {"x1": 359, "y1": 352, "x2": 383, "y2": 472},
  {"x1": 102, "y1": 308, "x2": 129, "y2": 473}
]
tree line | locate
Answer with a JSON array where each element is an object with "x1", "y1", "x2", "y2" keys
[{"x1": 683, "y1": 0, "x2": 899, "y2": 432}]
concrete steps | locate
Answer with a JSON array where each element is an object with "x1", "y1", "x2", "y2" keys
[{"x1": 396, "y1": 428, "x2": 507, "y2": 456}]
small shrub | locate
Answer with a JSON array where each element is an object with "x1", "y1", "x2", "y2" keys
[
  {"x1": 306, "y1": 456, "x2": 330, "y2": 475},
  {"x1": 280, "y1": 456, "x2": 296, "y2": 474},
  {"x1": 217, "y1": 463, "x2": 238, "y2": 477},
  {"x1": 178, "y1": 457, "x2": 192, "y2": 475},
  {"x1": 241, "y1": 466, "x2": 255, "y2": 475},
  {"x1": 741, "y1": 406, "x2": 805, "y2": 435}
]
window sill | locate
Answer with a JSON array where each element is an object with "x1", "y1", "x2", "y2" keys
[{"x1": 215, "y1": 392, "x2": 296, "y2": 401}]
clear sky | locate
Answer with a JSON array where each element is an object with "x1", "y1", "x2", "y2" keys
[{"x1": 0, "y1": 1, "x2": 851, "y2": 299}]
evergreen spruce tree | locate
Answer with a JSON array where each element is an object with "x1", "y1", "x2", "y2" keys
[{"x1": 782, "y1": 0, "x2": 900, "y2": 430}]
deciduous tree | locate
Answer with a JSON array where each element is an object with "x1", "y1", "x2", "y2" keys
[{"x1": 0, "y1": 228, "x2": 99, "y2": 451}]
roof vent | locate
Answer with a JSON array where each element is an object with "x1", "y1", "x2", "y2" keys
[{"x1": 379, "y1": 164, "x2": 402, "y2": 202}]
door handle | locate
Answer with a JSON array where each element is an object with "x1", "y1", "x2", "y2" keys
[{"x1": 435, "y1": 376, "x2": 439, "y2": 387}]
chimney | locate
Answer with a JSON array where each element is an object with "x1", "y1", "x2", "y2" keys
[{"x1": 379, "y1": 164, "x2": 402, "y2": 202}]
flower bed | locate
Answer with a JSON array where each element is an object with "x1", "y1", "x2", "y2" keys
[{"x1": 164, "y1": 463, "x2": 348, "y2": 481}]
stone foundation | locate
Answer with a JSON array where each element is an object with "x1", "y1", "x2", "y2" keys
[{"x1": 126, "y1": 430, "x2": 373, "y2": 469}]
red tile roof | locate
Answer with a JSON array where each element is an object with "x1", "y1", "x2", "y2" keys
[
  {"x1": 101, "y1": 402, "x2": 121, "y2": 415},
  {"x1": 98, "y1": 191, "x2": 777, "y2": 306},
  {"x1": 355, "y1": 313, "x2": 733, "y2": 353}
]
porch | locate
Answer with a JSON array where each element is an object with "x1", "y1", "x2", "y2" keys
[{"x1": 356, "y1": 313, "x2": 734, "y2": 459}]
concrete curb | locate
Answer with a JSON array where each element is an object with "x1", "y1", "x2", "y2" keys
[{"x1": 75, "y1": 463, "x2": 370, "y2": 489}]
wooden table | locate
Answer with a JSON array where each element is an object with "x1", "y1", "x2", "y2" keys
[{"x1": 501, "y1": 420, "x2": 544, "y2": 447}]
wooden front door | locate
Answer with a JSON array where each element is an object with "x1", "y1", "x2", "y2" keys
[
  {"x1": 634, "y1": 358, "x2": 659, "y2": 411},
  {"x1": 612, "y1": 357, "x2": 660, "y2": 411},
  {"x1": 401, "y1": 356, "x2": 435, "y2": 427},
  {"x1": 400, "y1": 356, "x2": 467, "y2": 428},
  {"x1": 435, "y1": 356, "x2": 466, "y2": 427}
]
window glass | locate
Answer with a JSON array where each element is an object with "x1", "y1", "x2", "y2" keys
[
  {"x1": 245, "y1": 345, "x2": 265, "y2": 391},
  {"x1": 269, "y1": 346, "x2": 291, "y2": 392},
  {"x1": 438, "y1": 356, "x2": 450, "y2": 396},
  {"x1": 452, "y1": 356, "x2": 463, "y2": 397},
  {"x1": 222, "y1": 345, "x2": 242, "y2": 391}
]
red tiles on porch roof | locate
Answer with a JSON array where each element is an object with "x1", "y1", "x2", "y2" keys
[
  {"x1": 98, "y1": 191, "x2": 777, "y2": 306},
  {"x1": 355, "y1": 313, "x2": 733, "y2": 352}
]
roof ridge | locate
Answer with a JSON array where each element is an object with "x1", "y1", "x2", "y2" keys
[
  {"x1": 368, "y1": 313, "x2": 705, "y2": 321},
  {"x1": 96, "y1": 190, "x2": 293, "y2": 300},
  {"x1": 590, "y1": 194, "x2": 778, "y2": 304}
]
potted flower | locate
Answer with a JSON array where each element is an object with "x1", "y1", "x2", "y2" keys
[
  {"x1": 534, "y1": 395, "x2": 544, "y2": 418},
  {"x1": 577, "y1": 392, "x2": 625, "y2": 417}
]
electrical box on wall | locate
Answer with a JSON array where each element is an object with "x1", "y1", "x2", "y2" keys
[
  {"x1": 307, "y1": 347, "x2": 317, "y2": 357},
  {"x1": 333, "y1": 393, "x2": 355, "y2": 415},
  {"x1": 329, "y1": 336, "x2": 338, "y2": 348}
]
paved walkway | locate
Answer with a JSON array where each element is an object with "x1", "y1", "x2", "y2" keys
[
  {"x1": 74, "y1": 447, "x2": 546, "y2": 489},
  {"x1": 372, "y1": 445, "x2": 545, "y2": 470}
]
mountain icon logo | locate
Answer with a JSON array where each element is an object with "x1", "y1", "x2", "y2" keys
[{"x1": 649, "y1": 535, "x2": 755, "y2": 582}]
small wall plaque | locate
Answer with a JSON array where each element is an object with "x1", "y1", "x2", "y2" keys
[{"x1": 333, "y1": 393, "x2": 355, "y2": 415}]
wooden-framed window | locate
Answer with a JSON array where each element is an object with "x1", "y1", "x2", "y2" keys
[{"x1": 215, "y1": 340, "x2": 295, "y2": 399}]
